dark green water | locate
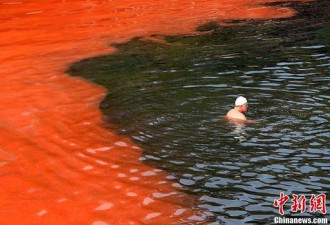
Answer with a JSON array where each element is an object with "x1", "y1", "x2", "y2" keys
[{"x1": 69, "y1": 1, "x2": 329, "y2": 223}]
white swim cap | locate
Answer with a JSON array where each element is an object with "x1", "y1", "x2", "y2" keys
[{"x1": 235, "y1": 96, "x2": 248, "y2": 106}]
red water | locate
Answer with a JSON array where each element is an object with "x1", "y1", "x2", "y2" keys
[{"x1": 0, "y1": 0, "x2": 309, "y2": 224}]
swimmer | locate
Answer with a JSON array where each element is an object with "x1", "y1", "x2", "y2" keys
[{"x1": 226, "y1": 96, "x2": 248, "y2": 122}]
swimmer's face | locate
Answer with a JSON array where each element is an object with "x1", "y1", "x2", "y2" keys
[{"x1": 238, "y1": 103, "x2": 248, "y2": 113}]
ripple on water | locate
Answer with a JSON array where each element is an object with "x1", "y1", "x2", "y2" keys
[
  {"x1": 92, "y1": 221, "x2": 109, "y2": 225},
  {"x1": 95, "y1": 202, "x2": 114, "y2": 211}
]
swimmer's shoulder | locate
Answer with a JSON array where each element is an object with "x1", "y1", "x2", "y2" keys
[
  {"x1": 226, "y1": 110, "x2": 246, "y2": 121},
  {"x1": 226, "y1": 109, "x2": 235, "y2": 116}
]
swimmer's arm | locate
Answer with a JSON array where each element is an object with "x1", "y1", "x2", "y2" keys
[
  {"x1": 245, "y1": 119, "x2": 259, "y2": 124},
  {"x1": 222, "y1": 116, "x2": 259, "y2": 123}
]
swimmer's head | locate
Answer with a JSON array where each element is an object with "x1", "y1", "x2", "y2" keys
[{"x1": 235, "y1": 96, "x2": 248, "y2": 113}]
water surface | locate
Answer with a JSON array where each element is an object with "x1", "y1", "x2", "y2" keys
[
  {"x1": 1, "y1": 0, "x2": 312, "y2": 224},
  {"x1": 69, "y1": 0, "x2": 330, "y2": 223}
]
